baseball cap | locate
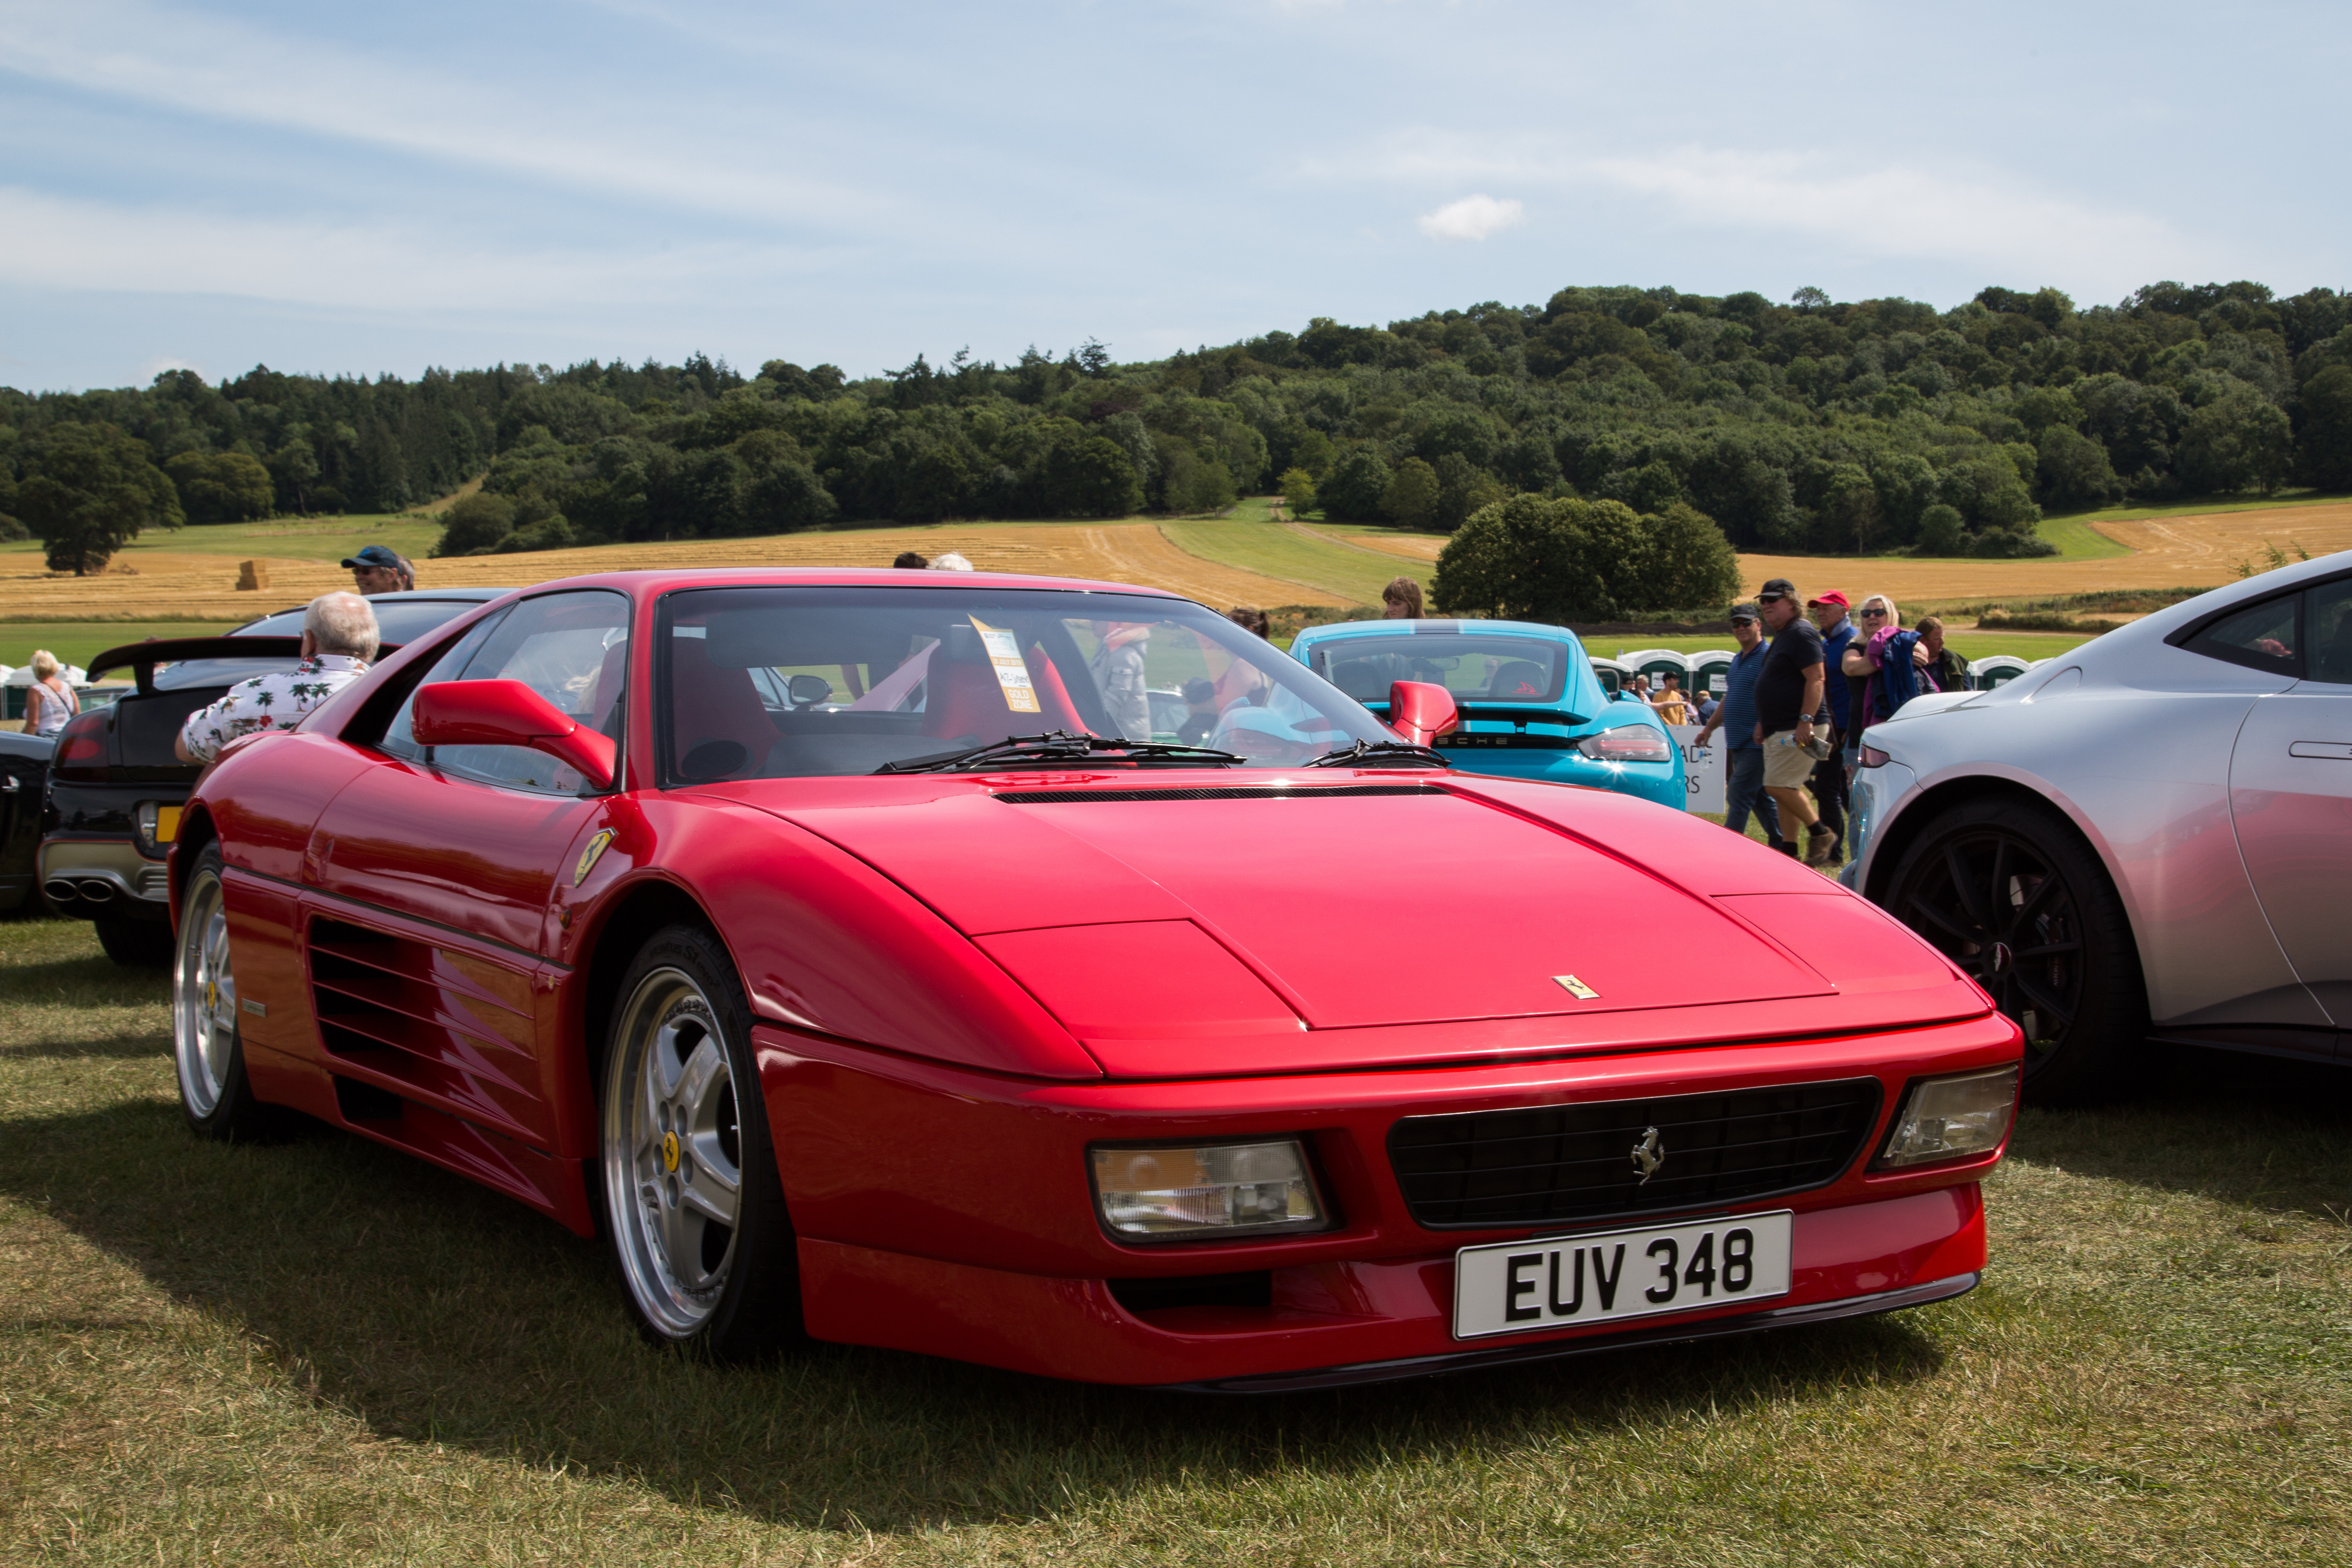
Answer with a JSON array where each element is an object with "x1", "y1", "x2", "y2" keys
[
  {"x1": 1808, "y1": 590, "x2": 1850, "y2": 609},
  {"x1": 1756, "y1": 577, "x2": 1796, "y2": 602},
  {"x1": 1729, "y1": 602, "x2": 1759, "y2": 622},
  {"x1": 342, "y1": 544, "x2": 402, "y2": 570}
]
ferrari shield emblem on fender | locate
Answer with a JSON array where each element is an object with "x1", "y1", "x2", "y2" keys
[
  {"x1": 573, "y1": 828, "x2": 615, "y2": 886},
  {"x1": 1553, "y1": 974, "x2": 1600, "y2": 1000},
  {"x1": 1629, "y1": 1125, "x2": 1665, "y2": 1185}
]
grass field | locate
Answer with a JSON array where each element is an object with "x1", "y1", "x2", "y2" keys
[
  {"x1": 3, "y1": 917, "x2": 2349, "y2": 1565},
  {"x1": 0, "y1": 622, "x2": 262, "y2": 674},
  {"x1": 2030, "y1": 515, "x2": 2135, "y2": 560}
]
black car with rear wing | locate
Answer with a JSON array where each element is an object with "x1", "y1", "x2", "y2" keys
[
  {"x1": 0, "y1": 729, "x2": 54, "y2": 916},
  {"x1": 39, "y1": 590, "x2": 504, "y2": 964}
]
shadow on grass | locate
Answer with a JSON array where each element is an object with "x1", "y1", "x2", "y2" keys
[
  {"x1": 0, "y1": 1031, "x2": 170, "y2": 1061},
  {"x1": 2009, "y1": 1046, "x2": 2352, "y2": 1215},
  {"x1": 0, "y1": 1096, "x2": 1949, "y2": 1532}
]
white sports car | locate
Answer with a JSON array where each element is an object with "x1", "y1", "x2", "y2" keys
[{"x1": 1843, "y1": 552, "x2": 2352, "y2": 1100}]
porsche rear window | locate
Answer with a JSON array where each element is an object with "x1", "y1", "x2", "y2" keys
[
  {"x1": 1311, "y1": 635, "x2": 1568, "y2": 705},
  {"x1": 655, "y1": 585, "x2": 1395, "y2": 781}
]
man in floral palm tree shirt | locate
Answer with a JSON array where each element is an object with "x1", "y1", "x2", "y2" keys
[{"x1": 175, "y1": 592, "x2": 381, "y2": 765}]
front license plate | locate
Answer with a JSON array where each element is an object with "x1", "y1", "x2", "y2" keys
[{"x1": 1453, "y1": 1210, "x2": 1793, "y2": 1340}]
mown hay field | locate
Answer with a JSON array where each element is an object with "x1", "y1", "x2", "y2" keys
[
  {"x1": 1319, "y1": 501, "x2": 2352, "y2": 605},
  {"x1": 3, "y1": 917, "x2": 2350, "y2": 1566}
]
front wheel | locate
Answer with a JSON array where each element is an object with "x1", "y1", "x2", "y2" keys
[
  {"x1": 173, "y1": 845, "x2": 280, "y2": 1140},
  {"x1": 599, "y1": 925, "x2": 803, "y2": 1358},
  {"x1": 1884, "y1": 796, "x2": 2148, "y2": 1103}
]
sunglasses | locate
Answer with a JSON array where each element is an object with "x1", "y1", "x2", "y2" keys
[{"x1": 1861, "y1": 607, "x2": 1890, "y2": 618}]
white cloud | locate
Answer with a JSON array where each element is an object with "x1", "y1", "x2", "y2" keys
[
  {"x1": 1416, "y1": 193, "x2": 1524, "y2": 242},
  {"x1": 0, "y1": 0, "x2": 878, "y2": 227},
  {"x1": 1332, "y1": 131, "x2": 2209, "y2": 282},
  {"x1": 0, "y1": 186, "x2": 829, "y2": 313},
  {"x1": 137, "y1": 355, "x2": 203, "y2": 381}
]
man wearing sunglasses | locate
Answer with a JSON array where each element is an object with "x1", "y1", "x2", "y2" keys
[{"x1": 1751, "y1": 578, "x2": 1830, "y2": 861}]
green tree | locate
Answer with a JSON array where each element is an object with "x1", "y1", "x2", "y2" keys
[
  {"x1": 1317, "y1": 447, "x2": 1391, "y2": 521},
  {"x1": 15, "y1": 422, "x2": 183, "y2": 575},
  {"x1": 436, "y1": 491, "x2": 516, "y2": 556},
  {"x1": 1914, "y1": 503, "x2": 1966, "y2": 555},
  {"x1": 1433, "y1": 494, "x2": 1732, "y2": 621},
  {"x1": 1275, "y1": 466, "x2": 1317, "y2": 516},
  {"x1": 2180, "y1": 387, "x2": 2294, "y2": 494},
  {"x1": 2036, "y1": 426, "x2": 2124, "y2": 509},
  {"x1": 2294, "y1": 364, "x2": 2352, "y2": 491},
  {"x1": 1380, "y1": 456, "x2": 1441, "y2": 529},
  {"x1": 1049, "y1": 436, "x2": 1144, "y2": 516},
  {"x1": 165, "y1": 450, "x2": 276, "y2": 523}
]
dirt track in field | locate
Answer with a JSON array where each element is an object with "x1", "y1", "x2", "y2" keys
[
  {"x1": 0, "y1": 523, "x2": 1342, "y2": 621},
  {"x1": 1337, "y1": 503, "x2": 2352, "y2": 602}
]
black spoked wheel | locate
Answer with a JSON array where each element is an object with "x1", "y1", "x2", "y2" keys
[{"x1": 1886, "y1": 796, "x2": 2147, "y2": 1103}]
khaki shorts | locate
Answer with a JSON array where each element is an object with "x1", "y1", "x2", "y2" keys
[{"x1": 1761, "y1": 730, "x2": 1819, "y2": 789}]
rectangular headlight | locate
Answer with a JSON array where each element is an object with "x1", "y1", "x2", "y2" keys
[
  {"x1": 1873, "y1": 1066, "x2": 2019, "y2": 1168},
  {"x1": 1090, "y1": 1140, "x2": 1327, "y2": 1241}
]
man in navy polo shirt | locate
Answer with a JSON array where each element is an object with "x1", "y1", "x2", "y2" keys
[{"x1": 1694, "y1": 602, "x2": 1784, "y2": 852}]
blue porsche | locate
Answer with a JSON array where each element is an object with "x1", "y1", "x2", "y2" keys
[{"x1": 1288, "y1": 618, "x2": 1686, "y2": 809}]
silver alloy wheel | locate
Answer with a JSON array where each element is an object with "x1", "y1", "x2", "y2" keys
[
  {"x1": 173, "y1": 866, "x2": 237, "y2": 1117},
  {"x1": 602, "y1": 965, "x2": 744, "y2": 1338}
]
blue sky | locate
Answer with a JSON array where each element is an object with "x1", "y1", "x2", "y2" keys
[{"x1": 1, "y1": 0, "x2": 2343, "y2": 392}]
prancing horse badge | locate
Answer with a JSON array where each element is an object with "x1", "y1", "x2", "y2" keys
[{"x1": 573, "y1": 828, "x2": 616, "y2": 886}]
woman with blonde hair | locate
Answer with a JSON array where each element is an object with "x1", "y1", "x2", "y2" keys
[
  {"x1": 23, "y1": 650, "x2": 78, "y2": 738},
  {"x1": 1841, "y1": 593, "x2": 1934, "y2": 745}
]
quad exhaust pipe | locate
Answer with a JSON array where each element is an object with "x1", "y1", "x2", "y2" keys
[{"x1": 43, "y1": 877, "x2": 122, "y2": 906}]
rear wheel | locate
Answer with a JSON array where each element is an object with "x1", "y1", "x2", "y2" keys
[
  {"x1": 598, "y1": 925, "x2": 803, "y2": 1358},
  {"x1": 173, "y1": 846, "x2": 279, "y2": 1139},
  {"x1": 97, "y1": 911, "x2": 174, "y2": 968},
  {"x1": 1885, "y1": 796, "x2": 2148, "y2": 1103}
]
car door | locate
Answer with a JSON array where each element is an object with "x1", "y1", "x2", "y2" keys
[
  {"x1": 305, "y1": 589, "x2": 632, "y2": 1148},
  {"x1": 2226, "y1": 572, "x2": 2352, "y2": 1044}
]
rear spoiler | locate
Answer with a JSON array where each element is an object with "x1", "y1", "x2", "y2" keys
[{"x1": 87, "y1": 636, "x2": 403, "y2": 695}]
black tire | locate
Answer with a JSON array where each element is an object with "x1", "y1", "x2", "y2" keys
[
  {"x1": 1884, "y1": 795, "x2": 2149, "y2": 1103},
  {"x1": 595, "y1": 924, "x2": 804, "y2": 1359},
  {"x1": 96, "y1": 911, "x2": 174, "y2": 968},
  {"x1": 172, "y1": 845, "x2": 283, "y2": 1140}
]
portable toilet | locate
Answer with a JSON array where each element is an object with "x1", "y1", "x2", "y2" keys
[
  {"x1": 1620, "y1": 648, "x2": 1690, "y2": 701},
  {"x1": 1590, "y1": 657, "x2": 1632, "y2": 699},
  {"x1": 1970, "y1": 654, "x2": 2031, "y2": 690},
  {"x1": 1686, "y1": 647, "x2": 1735, "y2": 702}
]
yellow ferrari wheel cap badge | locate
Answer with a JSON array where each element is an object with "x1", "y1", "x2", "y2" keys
[{"x1": 661, "y1": 1130, "x2": 680, "y2": 1174}]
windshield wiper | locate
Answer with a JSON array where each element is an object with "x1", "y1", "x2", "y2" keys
[
  {"x1": 874, "y1": 732, "x2": 1246, "y2": 774},
  {"x1": 1301, "y1": 739, "x2": 1452, "y2": 769}
]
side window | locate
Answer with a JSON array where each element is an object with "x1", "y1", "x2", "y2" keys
[
  {"x1": 2303, "y1": 578, "x2": 2352, "y2": 686},
  {"x1": 433, "y1": 590, "x2": 632, "y2": 795},
  {"x1": 374, "y1": 609, "x2": 509, "y2": 761},
  {"x1": 2182, "y1": 592, "x2": 2301, "y2": 678}
]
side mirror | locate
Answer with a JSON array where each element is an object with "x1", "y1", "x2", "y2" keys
[
  {"x1": 1387, "y1": 680, "x2": 1460, "y2": 748},
  {"x1": 786, "y1": 672, "x2": 832, "y2": 706},
  {"x1": 411, "y1": 679, "x2": 616, "y2": 791}
]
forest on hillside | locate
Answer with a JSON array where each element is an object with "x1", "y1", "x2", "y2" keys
[{"x1": 4, "y1": 279, "x2": 2350, "y2": 573}]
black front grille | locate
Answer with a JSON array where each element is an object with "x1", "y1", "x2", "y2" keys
[
  {"x1": 1389, "y1": 1079, "x2": 1882, "y2": 1230},
  {"x1": 995, "y1": 784, "x2": 1442, "y2": 803}
]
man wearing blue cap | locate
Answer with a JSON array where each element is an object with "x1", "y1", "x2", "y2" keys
[{"x1": 342, "y1": 544, "x2": 412, "y2": 595}]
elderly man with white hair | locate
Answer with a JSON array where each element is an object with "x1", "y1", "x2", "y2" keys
[{"x1": 175, "y1": 591, "x2": 381, "y2": 765}]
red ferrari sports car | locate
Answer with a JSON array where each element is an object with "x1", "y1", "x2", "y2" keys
[{"x1": 171, "y1": 569, "x2": 2021, "y2": 1389}]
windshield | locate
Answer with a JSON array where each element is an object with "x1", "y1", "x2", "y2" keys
[
  {"x1": 1309, "y1": 633, "x2": 1569, "y2": 705},
  {"x1": 656, "y1": 585, "x2": 1395, "y2": 780},
  {"x1": 153, "y1": 598, "x2": 489, "y2": 690}
]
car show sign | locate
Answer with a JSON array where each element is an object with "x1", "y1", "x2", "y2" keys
[{"x1": 1669, "y1": 725, "x2": 1725, "y2": 813}]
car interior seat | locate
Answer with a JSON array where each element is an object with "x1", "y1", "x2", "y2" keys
[
  {"x1": 1487, "y1": 660, "x2": 1550, "y2": 701},
  {"x1": 667, "y1": 633, "x2": 780, "y2": 781},
  {"x1": 921, "y1": 624, "x2": 1082, "y2": 743}
]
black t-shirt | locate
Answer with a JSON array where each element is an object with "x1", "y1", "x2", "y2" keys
[{"x1": 1755, "y1": 617, "x2": 1826, "y2": 733}]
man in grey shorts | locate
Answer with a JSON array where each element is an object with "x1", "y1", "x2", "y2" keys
[{"x1": 1750, "y1": 577, "x2": 1835, "y2": 863}]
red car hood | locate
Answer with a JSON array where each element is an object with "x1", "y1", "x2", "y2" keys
[{"x1": 722, "y1": 775, "x2": 1984, "y2": 1075}]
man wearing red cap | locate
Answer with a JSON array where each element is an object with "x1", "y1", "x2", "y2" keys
[{"x1": 1804, "y1": 590, "x2": 1858, "y2": 865}]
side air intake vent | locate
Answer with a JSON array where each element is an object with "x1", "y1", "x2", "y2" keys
[{"x1": 996, "y1": 784, "x2": 1445, "y2": 804}]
